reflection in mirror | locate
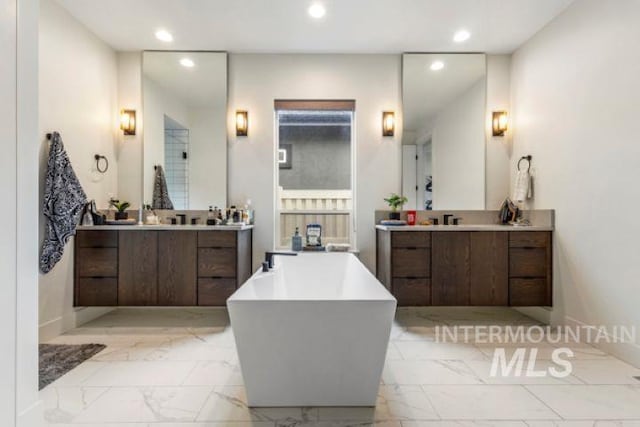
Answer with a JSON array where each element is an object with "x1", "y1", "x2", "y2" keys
[
  {"x1": 143, "y1": 51, "x2": 227, "y2": 210},
  {"x1": 402, "y1": 53, "x2": 486, "y2": 210}
]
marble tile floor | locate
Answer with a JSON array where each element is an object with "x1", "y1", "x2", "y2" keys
[{"x1": 41, "y1": 307, "x2": 640, "y2": 426}]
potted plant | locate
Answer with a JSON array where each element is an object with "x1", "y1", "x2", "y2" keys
[
  {"x1": 110, "y1": 199, "x2": 131, "y2": 220},
  {"x1": 384, "y1": 193, "x2": 408, "y2": 220}
]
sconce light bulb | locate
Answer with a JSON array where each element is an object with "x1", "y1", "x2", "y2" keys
[
  {"x1": 382, "y1": 111, "x2": 395, "y2": 137},
  {"x1": 236, "y1": 111, "x2": 248, "y2": 136}
]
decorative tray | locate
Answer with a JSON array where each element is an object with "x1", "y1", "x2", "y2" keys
[
  {"x1": 105, "y1": 219, "x2": 137, "y2": 225},
  {"x1": 380, "y1": 220, "x2": 408, "y2": 226}
]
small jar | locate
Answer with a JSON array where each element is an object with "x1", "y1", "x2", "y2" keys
[{"x1": 407, "y1": 210, "x2": 417, "y2": 226}]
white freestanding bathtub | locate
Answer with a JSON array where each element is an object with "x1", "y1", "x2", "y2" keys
[{"x1": 227, "y1": 252, "x2": 396, "y2": 407}]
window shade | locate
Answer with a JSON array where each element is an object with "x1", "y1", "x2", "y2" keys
[{"x1": 274, "y1": 100, "x2": 355, "y2": 111}]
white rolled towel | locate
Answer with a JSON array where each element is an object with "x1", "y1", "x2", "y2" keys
[{"x1": 512, "y1": 169, "x2": 532, "y2": 203}]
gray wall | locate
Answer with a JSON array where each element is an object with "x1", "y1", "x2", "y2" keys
[{"x1": 279, "y1": 126, "x2": 351, "y2": 190}]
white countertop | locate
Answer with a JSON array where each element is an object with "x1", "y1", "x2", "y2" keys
[
  {"x1": 375, "y1": 224, "x2": 553, "y2": 232},
  {"x1": 77, "y1": 224, "x2": 254, "y2": 231}
]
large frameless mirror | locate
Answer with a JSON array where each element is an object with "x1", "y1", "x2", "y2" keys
[
  {"x1": 142, "y1": 51, "x2": 227, "y2": 210},
  {"x1": 402, "y1": 53, "x2": 486, "y2": 210}
]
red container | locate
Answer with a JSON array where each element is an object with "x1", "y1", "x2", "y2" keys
[{"x1": 407, "y1": 210, "x2": 417, "y2": 225}]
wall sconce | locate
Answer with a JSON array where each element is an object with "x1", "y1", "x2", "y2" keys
[
  {"x1": 382, "y1": 111, "x2": 395, "y2": 137},
  {"x1": 236, "y1": 110, "x2": 248, "y2": 136},
  {"x1": 120, "y1": 109, "x2": 136, "y2": 135},
  {"x1": 492, "y1": 111, "x2": 508, "y2": 136}
]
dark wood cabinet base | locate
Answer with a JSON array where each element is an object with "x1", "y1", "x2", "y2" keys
[
  {"x1": 75, "y1": 228, "x2": 252, "y2": 307},
  {"x1": 377, "y1": 229, "x2": 552, "y2": 307}
]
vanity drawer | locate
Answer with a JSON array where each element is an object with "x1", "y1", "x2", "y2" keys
[
  {"x1": 509, "y1": 248, "x2": 548, "y2": 277},
  {"x1": 198, "y1": 278, "x2": 236, "y2": 306},
  {"x1": 76, "y1": 248, "x2": 118, "y2": 277},
  {"x1": 509, "y1": 278, "x2": 550, "y2": 306},
  {"x1": 509, "y1": 231, "x2": 550, "y2": 248},
  {"x1": 393, "y1": 278, "x2": 431, "y2": 306},
  {"x1": 198, "y1": 248, "x2": 237, "y2": 277},
  {"x1": 198, "y1": 231, "x2": 237, "y2": 248},
  {"x1": 76, "y1": 230, "x2": 118, "y2": 248},
  {"x1": 392, "y1": 248, "x2": 430, "y2": 277},
  {"x1": 392, "y1": 232, "x2": 431, "y2": 248},
  {"x1": 76, "y1": 278, "x2": 117, "y2": 306}
]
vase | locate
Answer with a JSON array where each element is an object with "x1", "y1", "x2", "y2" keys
[
  {"x1": 115, "y1": 211, "x2": 128, "y2": 220},
  {"x1": 389, "y1": 211, "x2": 401, "y2": 220}
]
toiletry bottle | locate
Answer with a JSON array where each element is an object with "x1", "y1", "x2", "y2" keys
[
  {"x1": 245, "y1": 199, "x2": 253, "y2": 225},
  {"x1": 81, "y1": 202, "x2": 94, "y2": 226},
  {"x1": 291, "y1": 227, "x2": 303, "y2": 251},
  {"x1": 207, "y1": 206, "x2": 216, "y2": 225}
]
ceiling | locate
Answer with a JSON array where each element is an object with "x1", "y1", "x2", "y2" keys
[
  {"x1": 403, "y1": 53, "x2": 486, "y2": 144},
  {"x1": 56, "y1": 0, "x2": 574, "y2": 53}
]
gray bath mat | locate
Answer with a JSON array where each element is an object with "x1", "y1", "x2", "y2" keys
[{"x1": 39, "y1": 343, "x2": 106, "y2": 389}]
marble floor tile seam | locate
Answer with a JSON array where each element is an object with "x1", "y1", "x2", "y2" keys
[
  {"x1": 421, "y1": 383, "x2": 564, "y2": 420},
  {"x1": 520, "y1": 383, "x2": 567, "y2": 420},
  {"x1": 47, "y1": 385, "x2": 218, "y2": 425},
  {"x1": 523, "y1": 384, "x2": 640, "y2": 420},
  {"x1": 189, "y1": 386, "x2": 220, "y2": 424}
]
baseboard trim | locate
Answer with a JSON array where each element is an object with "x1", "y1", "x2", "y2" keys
[
  {"x1": 39, "y1": 307, "x2": 114, "y2": 342},
  {"x1": 17, "y1": 399, "x2": 42, "y2": 427},
  {"x1": 563, "y1": 314, "x2": 640, "y2": 368}
]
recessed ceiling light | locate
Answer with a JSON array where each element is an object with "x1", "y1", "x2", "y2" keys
[
  {"x1": 308, "y1": 3, "x2": 326, "y2": 19},
  {"x1": 155, "y1": 29, "x2": 173, "y2": 43},
  {"x1": 430, "y1": 61, "x2": 444, "y2": 71},
  {"x1": 180, "y1": 58, "x2": 195, "y2": 68},
  {"x1": 453, "y1": 29, "x2": 471, "y2": 43}
]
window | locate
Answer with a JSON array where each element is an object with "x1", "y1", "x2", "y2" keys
[{"x1": 275, "y1": 101, "x2": 354, "y2": 249}]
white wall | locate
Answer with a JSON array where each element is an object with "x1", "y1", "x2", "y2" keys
[
  {"x1": 228, "y1": 54, "x2": 401, "y2": 271},
  {"x1": 510, "y1": 0, "x2": 640, "y2": 365},
  {"x1": 39, "y1": 0, "x2": 118, "y2": 341},
  {"x1": 117, "y1": 52, "x2": 143, "y2": 208},
  {"x1": 2, "y1": 0, "x2": 41, "y2": 424},
  {"x1": 432, "y1": 78, "x2": 486, "y2": 210},
  {"x1": 485, "y1": 55, "x2": 512, "y2": 209},
  {"x1": 0, "y1": 1, "x2": 19, "y2": 417}
]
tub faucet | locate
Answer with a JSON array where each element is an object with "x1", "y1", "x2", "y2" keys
[{"x1": 265, "y1": 251, "x2": 297, "y2": 269}]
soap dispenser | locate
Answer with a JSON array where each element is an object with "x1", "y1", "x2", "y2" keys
[
  {"x1": 291, "y1": 227, "x2": 303, "y2": 252},
  {"x1": 207, "y1": 206, "x2": 216, "y2": 225}
]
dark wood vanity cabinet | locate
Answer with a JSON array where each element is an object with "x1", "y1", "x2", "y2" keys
[
  {"x1": 376, "y1": 229, "x2": 551, "y2": 307},
  {"x1": 470, "y1": 232, "x2": 509, "y2": 306},
  {"x1": 377, "y1": 231, "x2": 432, "y2": 306},
  {"x1": 197, "y1": 230, "x2": 253, "y2": 306},
  {"x1": 508, "y1": 231, "x2": 552, "y2": 306},
  {"x1": 118, "y1": 231, "x2": 159, "y2": 306},
  {"x1": 158, "y1": 231, "x2": 198, "y2": 306},
  {"x1": 74, "y1": 228, "x2": 252, "y2": 307},
  {"x1": 74, "y1": 230, "x2": 118, "y2": 306}
]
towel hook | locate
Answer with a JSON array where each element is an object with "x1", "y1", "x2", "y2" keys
[
  {"x1": 517, "y1": 155, "x2": 532, "y2": 172},
  {"x1": 94, "y1": 154, "x2": 108, "y2": 173}
]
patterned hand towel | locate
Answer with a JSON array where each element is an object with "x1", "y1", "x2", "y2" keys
[
  {"x1": 152, "y1": 165, "x2": 174, "y2": 210},
  {"x1": 40, "y1": 132, "x2": 87, "y2": 273}
]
